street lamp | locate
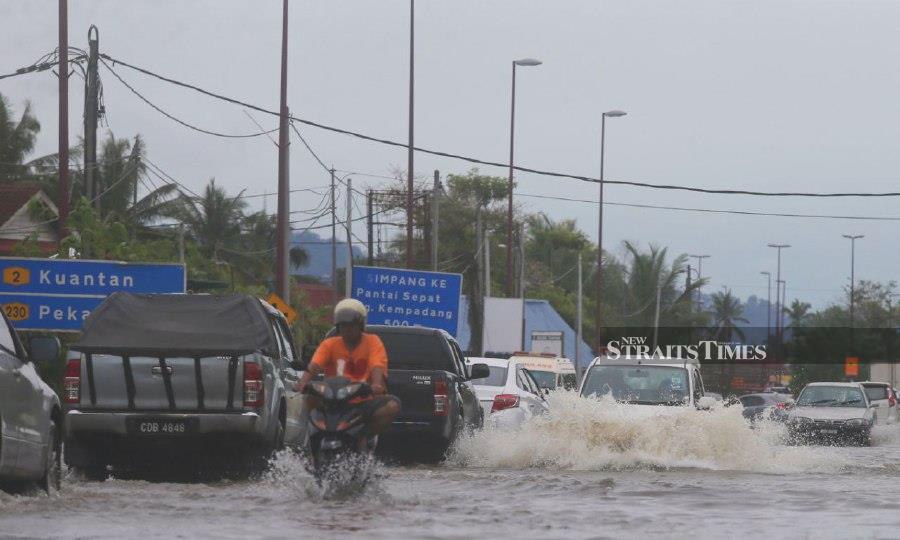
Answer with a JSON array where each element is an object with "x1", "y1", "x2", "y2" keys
[
  {"x1": 506, "y1": 58, "x2": 542, "y2": 297},
  {"x1": 843, "y1": 234, "x2": 864, "y2": 352},
  {"x1": 595, "y1": 109, "x2": 627, "y2": 353}
]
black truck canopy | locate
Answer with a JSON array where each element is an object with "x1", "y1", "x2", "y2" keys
[{"x1": 72, "y1": 292, "x2": 278, "y2": 357}]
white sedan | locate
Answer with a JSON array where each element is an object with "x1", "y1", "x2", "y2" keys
[{"x1": 466, "y1": 357, "x2": 550, "y2": 428}]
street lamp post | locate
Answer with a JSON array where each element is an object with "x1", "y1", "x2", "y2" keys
[
  {"x1": 595, "y1": 109, "x2": 627, "y2": 354},
  {"x1": 843, "y1": 234, "x2": 864, "y2": 353},
  {"x1": 506, "y1": 58, "x2": 542, "y2": 297},
  {"x1": 689, "y1": 254, "x2": 710, "y2": 311}
]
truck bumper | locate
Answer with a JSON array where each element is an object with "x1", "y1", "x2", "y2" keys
[{"x1": 65, "y1": 410, "x2": 261, "y2": 436}]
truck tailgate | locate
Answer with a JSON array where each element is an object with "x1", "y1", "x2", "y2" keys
[
  {"x1": 388, "y1": 369, "x2": 446, "y2": 423},
  {"x1": 85, "y1": 353, "x2": 245, "y2": 412}
]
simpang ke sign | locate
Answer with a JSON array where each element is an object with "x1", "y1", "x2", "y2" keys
[
  {"x1": 0, "y1": 257, "x2": 186, "y2": 331},
  {"x1": 351, "y1": 266, "x2": 462, "y2": 336}
]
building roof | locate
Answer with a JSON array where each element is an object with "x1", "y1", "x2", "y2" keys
[{"x1": 0, "y1": 183, "x2": 45, "y2": 227}]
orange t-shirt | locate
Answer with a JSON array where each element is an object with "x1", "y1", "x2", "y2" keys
[{"x1": 310, "y1": 334, "x2": 388, "y2": 383}]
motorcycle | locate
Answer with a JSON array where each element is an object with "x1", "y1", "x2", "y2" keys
[{"x1": 302, "y1": 376, "x2": 378, "y2": 488}]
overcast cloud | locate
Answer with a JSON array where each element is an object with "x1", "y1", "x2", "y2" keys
[{"x1": 3, "y1": 0, "x2": 900, "y2": 308}]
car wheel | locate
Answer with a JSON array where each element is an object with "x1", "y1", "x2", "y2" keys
[{"x1": 40, "y1": 421, "x2": 62, "y2": 494}]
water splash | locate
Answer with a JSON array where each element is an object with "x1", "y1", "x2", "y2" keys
[{"x1": 450, "y1": 392, "x2": 848, "y2": 473}]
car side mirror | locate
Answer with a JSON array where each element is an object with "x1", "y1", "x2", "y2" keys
[
  {"x1": 29, "y1": 335, "x2": 60, "y2": 364},
  {"x1": 469, "y1": 363, "x2": 490, "y2": 380},
  {"x1": 696, "y1": 396, "x2": 716, "y2": 410}
]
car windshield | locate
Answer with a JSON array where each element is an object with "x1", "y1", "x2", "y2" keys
[
  {"x1": 581, "y1": 365, "x2": 689, "y2": 405},
  {"x1": 470, "y1": 366, "x2": 508, "y2": 387},
  {"x1": 796, "y1": 386, "x2": 867, "y2": 408},
  {"x1": 529, "y1": 370, "x2": 557, "y2": 389}
]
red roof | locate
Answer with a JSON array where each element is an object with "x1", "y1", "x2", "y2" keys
[
  {"x1": 0, "y1": 183, "x2": 44, "y2": 226},
  {"x1": 293, "y1": 282, "x2": 337, "y2": 311}
]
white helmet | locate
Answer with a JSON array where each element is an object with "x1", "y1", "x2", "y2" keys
[{"x1": 334, "y1": 298, "x2": 367, "y2": 327}]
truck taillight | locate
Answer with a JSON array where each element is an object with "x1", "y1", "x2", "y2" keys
[
  {"x1": 63, "y1": 358, "x2": 81, "y2": 404},
  {"x1": 491, "y1": 394, "x2": 519, "y2": 413},
  {"x1": 434, "y1": 379, "x2": 449, "y2": 416},
  {"x1": 243, "y1": 361, "x2": 264, "y2": 408}
]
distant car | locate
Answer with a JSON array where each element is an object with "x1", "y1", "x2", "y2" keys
[
  {"x1": 0, "y1": 310, "x2": 62, "y2": 493},
  {"x1": 785, "y1": 382, "x2": 874, "y2": 446},
  {"x1": 466, "y1": 357, "x2": 549, "y2": 428},
  {"x1": 859, "y1": 382, "x2": 896, "y2": 425},
  {"x1": 738, "y1": 392, "x2": 792, "y2": 422},
  {"x1": 578, "y1": 356, "x2": 716, "y2": 409}
]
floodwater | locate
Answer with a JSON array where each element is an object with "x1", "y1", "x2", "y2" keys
[{"x1": 3, "y1": 393, "x2": 900, "y2": 539}]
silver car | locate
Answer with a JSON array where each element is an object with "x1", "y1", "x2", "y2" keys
[{"x1": 0, "y1": 310, "x2": 62, "y2": 493}]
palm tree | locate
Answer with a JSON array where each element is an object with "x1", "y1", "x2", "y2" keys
[
  {"x1": 173, "y1": 178, "x2": 247, "y2": 259},
  {"x1": 0, "y1": 94, "x2": 40, "y2": 181},
  {"x1": 621, "y1": 241, "x2": 704, "y2": 327},
  {"x1": 784, "y1": 299, "x2": 812, "y2": 330},
  {"x1": 711, "y1": 289, "x2": 749, "y2": 342}
]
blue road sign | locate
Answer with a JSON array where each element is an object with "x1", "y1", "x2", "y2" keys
[
  {"x1": 0, "y1": 294, "x2": 104, "y2": 332},
  {"x1": 0, "y1": 258, "x2": 185, "y2": 296},
  {"x1": 351, "y1": 266, "x2": 463, "y2": 336},
  {"x1": 0, "y1": 257, "x2": 185, "y2": 331}
]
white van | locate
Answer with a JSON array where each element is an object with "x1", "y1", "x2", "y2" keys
[
  {"x1": 509, "y1": 353, "x2": 577, "y2": 391},
  {"x1": 578, "y1": 355, "x2": 715, "y2": 409}
]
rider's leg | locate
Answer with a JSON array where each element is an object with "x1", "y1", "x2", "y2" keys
[{"x1": 368, "y1": 396, "x2": 401, "y2": 435}]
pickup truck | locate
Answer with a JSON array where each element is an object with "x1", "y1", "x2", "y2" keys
[
  {"x1": 365, "y1": 325, "x2": 489, "y2": 461},
  {"x1": 64, "y1": 292, "x2": 304, "y2": 477}
]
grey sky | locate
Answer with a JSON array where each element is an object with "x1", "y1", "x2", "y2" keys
[{"x1": 3, "y1": 0, "x2": 899, "y2": 308}]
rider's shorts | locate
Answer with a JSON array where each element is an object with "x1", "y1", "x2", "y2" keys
[{"x1": 358, "y1": 394, "x2": 401, "y2": 423}]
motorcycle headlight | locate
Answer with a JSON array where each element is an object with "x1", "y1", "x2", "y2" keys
[
  {"x1": 336, "y1": 383, "x2": 362, "y2": 401},
  {"x1": 309, "y1": 381, "x2": 333, "y2": 399}
]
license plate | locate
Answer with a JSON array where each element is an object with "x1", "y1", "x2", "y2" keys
[
  {"x1": 819, "y1": 429, "x2": 838, "y2": 434},
  {"x1": 128, "y1": 418, "x2": 196, "y2": 436}
]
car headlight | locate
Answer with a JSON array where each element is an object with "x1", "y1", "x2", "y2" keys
[{"x1": 847, "y1": 418, "x2": 868, "y2": 427}]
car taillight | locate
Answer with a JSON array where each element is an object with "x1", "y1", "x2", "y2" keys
[
  {"x1": 63, "y1": 358, "x2": 81, "y2": 404},
  {"x1": 243, "y1": 361, "x2": 264, "y2": 408},
  {"x1": 889, "y1": 391, "x2": 897, "y2": 407},
  {"x1": 774, "y1": 402, "x2": 788, "y2": 410},
  {"x1": 434, "y1": 379, "x2": 449, "y2": 416},
  {"x1": 491, "y1": 394, "x2": 519, "y2": 413}
]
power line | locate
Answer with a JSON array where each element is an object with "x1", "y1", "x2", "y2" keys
[
  {"x1": 516, "y1": 192, "x2": 900, "y2": 221},
  {"x1": 99, "y1": 53, "x2": 900, "y2": 199},
  {"x1": 100, "y1": 58, "x2": 277, "y2": 139}
]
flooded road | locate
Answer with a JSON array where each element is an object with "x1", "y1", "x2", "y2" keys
[{"x1": 3, "y1": 394, "x2": 900, "y2": 539}]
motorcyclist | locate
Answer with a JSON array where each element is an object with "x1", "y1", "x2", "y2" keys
[{"x1": 296, "y1": 299, "x2": 401, "y2": 440}]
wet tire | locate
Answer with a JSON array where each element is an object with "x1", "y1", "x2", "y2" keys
[
  {"x1": 72, "y1": 465, "x2": 108, "y2": 481},
  {"x1": 40, "y1": 421, "x2": 61, "y2": 494}
]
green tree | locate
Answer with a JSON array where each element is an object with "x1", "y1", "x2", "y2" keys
[
  {"x1": 173, "y1": 178, "x2": 247, "y2": 259},
  {"x1": 0, "y1": 93, "x2": 40, "y2": 181},
  {"x1": 710, "y1": 289, "x2": 749, "y2": 342}
]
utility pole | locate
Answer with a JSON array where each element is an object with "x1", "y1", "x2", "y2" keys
[
  {"x1": 768, "y1": 243, "x2": 790, "y2": 354},
  {"x1": 57, "y1": 0, "x2": 70, "y2": 240},
  {"x1": 484, "y1": 229, "x2": 491, "y2": 298},
  {"x1": 405, "y1": 0, "x2": 415, "y2": 269},
  {"x1": 475, "y1": 209, "x2": 484, "y2": 355},
  {"x1": 177, "y1": 224, "x2": 185, "y2": 265},
  {"x1": 275, "y1": 0, "x2": 291, "y2": 301},
  {"x1": 652, "y1": 279, "x2": 663, "y2": 351},
  {"x1": 689, "y1": 254, "x2": 710, "y2": 311},
  {"x1": 330, "y1": 168, "x2": 337, "y2": 303},
  {"x1": 518, "y1": 223, "x2": 526, "y2": 298},
  {"x1": 843, "y1": 234, "x2": 864, "y2": 354},
  {"x1": 345, "y1": 177, "x2": 353, "y2": 296},
  {"x1": 576, "y1": 251, "x2": 583, "y2": 379},
  {"x1": 83, "y1": 25, "x2": 100, "y2": 212},
  {"x1": 432, "y1": 170, "x2": 440, "y2": 271},
  {"x1": 761, "y1": 271, "x2": 772, "y2": 343},
  {"x1": 367, "y1": 189, "x2": 374, "y2": 266}
]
